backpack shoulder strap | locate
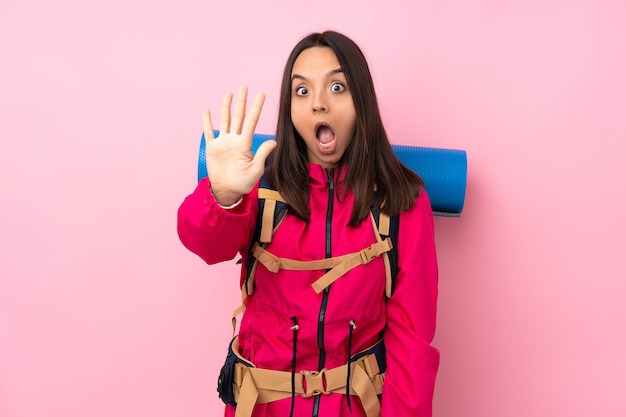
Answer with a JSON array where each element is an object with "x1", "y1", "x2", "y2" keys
[
  {"x1": 257, "y1": 175, "x2": 288, "y2": 244},
  {"x1": 370, "y1": 206, "x2": 399, "y2": 298},
  {"x1": 243, "y1": 173, "x2": 289, "y2": 296}
]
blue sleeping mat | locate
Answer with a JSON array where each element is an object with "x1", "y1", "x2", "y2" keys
[{"x1": 198, "y1": 132, "x2": 467, "y2": 217}]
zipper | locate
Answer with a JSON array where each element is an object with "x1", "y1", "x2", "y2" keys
[{"x1": 313, "y1": 168, "x2": 335, "y2": 417}]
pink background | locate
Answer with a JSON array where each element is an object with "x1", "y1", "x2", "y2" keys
[{"x1": 1, "y1": 1, "x2": 625, "y2": 416}]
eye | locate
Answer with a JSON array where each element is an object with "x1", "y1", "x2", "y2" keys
[
  {"x1": 331, "y1": 82, "x2": 346, "y2": 93},
  {"x1": 295, "y1": 86, "x2": 308, "y2": 96}
]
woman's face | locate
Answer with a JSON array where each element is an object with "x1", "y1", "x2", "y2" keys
[{"x1": 290, "y1": 46, "x2": 357, "y2": 168}]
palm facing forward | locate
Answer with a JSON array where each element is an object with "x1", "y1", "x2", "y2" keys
[{"x1": 203, "y1": 86, "x2": 277, "y2": 206}]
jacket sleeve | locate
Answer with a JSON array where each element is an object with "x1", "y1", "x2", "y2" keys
[
  {"x1": 381, "y1": 190, "x2": 440, "y2": 417},
  {"x1": 177, "y1": 177, "x2": 258, "y2": 265}
]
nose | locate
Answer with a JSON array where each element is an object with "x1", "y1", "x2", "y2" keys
[{"x1": 312, "y1": 90, "x2": 327, "y2": 113}]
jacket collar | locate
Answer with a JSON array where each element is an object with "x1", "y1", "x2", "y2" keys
[{"x1": 308, "y1": 163, "x2": 348, "y2": 188}]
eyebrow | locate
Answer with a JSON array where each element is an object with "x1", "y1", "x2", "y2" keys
[{"x1": 291, "y1": 68, "x2": 344, "y2": 82}]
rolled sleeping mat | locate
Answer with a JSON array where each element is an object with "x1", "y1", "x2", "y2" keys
[{"x1": 198, "y1": 132, "x2": 467, "y2": 217}]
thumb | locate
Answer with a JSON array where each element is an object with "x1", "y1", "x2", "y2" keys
[{"x1": 253, "y1": 140, "x2": 277, "y2": 169}]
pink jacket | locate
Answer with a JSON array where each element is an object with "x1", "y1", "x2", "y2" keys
[{"x1": 177, "y1": 164, "x2": 439, "y2": 417}]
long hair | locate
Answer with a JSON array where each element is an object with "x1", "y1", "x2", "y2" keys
[{"x1": 267, "y1": 31, "x2": 423, "y2": 226}]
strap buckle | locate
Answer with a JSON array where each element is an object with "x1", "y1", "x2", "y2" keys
[
  {"x1": 300, "y1": 368, "x2": 329, "y2": 398},
  {"x1": 359, "y1": 244, "x2": 381, "y2": 264}
]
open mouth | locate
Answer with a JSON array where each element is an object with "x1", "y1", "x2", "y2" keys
[{"x1": 315, "y1": 122, "x2": 336, "y2": 150}]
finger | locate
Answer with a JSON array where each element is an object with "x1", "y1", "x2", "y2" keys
[
  {"x1": 219, "y1": 92, "x2": 233, "y2": 134},
  {"x1": 202, "y1": 108, "x2": 215, "y2": 140},
  {"x1": 254, "y1": 139, "x2": 277, "y2": 167},
  {"x1": 241, "y1": 92, "x2": 266, "y2": 139},
  {"x1": 231, "y1": 86, "x2": 248, "y2": 135}
]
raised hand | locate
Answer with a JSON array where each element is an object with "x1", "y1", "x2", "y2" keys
[{"x1": 203, "y1": 86, "x2": 277, "y2": 206}]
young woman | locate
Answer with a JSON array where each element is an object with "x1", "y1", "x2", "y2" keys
[{"x1": 178, "y1": 31, "x2": 439, "y2": 417}]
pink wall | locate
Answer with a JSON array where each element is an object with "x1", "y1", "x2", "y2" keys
[{"x1": 1, "y1": 1, "x2": 625, "y2": 416}]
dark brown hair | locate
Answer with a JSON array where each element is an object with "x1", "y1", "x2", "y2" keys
[{"x1": 267, "y1": 31, "x2": 423, "y2": 226}]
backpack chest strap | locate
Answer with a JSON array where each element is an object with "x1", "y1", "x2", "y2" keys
[{"x1": 252, "y1": 238, "x2": 393, "y2": 293}]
